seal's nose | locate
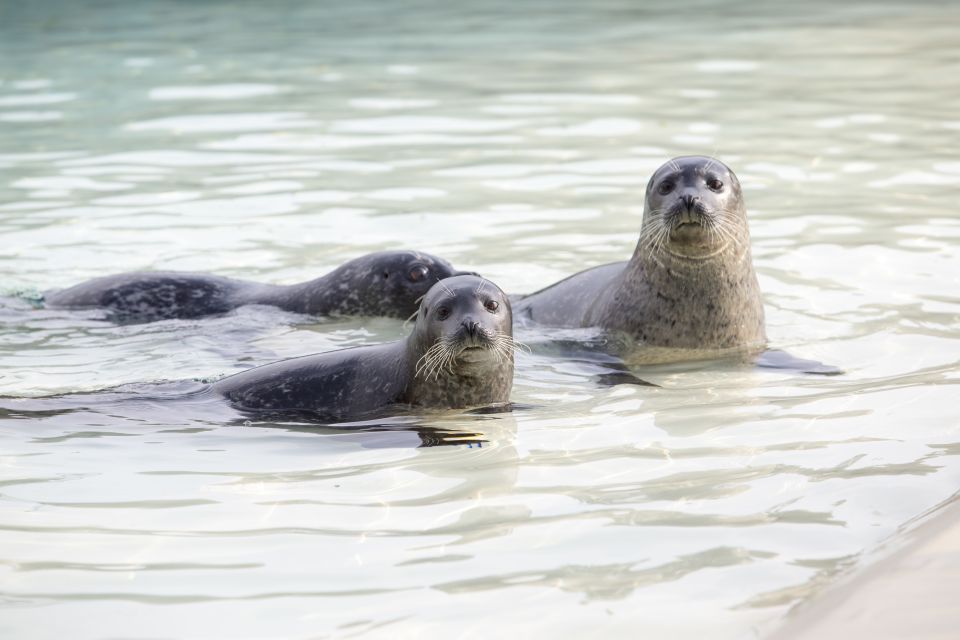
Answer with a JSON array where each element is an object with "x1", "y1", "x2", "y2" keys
[
  {"x1": 453, "y1": 270, "x2": 481, "y2": 277},
  {"x1": 462, "y1": 318, "x2": 481, "y2": 337},
  {"x1": 680, "y1": 194, "x2": 699, "y2": 212}
]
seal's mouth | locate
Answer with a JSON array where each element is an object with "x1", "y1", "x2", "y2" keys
[
  {"x1": 641, "y1": 193, "x2": 741, "y2": 260},
  {"x1": 663, "y1": 204, "x2": 736, "y2": 259},
  {"x1": 451, "y1": 321, "x2": 496, "y2": 350},
  {"x1": 666, "y1": 202, "x2": 722, "y2": 247},
  {"x1": 668, "y1": 201, "x2": 709, "y2": 229},
  {"x1": 456, "y1": 345, "x2": 493, "y2": 365},
  {"x1": 670, "y1": 219, "x2": 709, "y2": 242},
  {"x1": 415, "y1": 329, "x2": 520, "y2": 380},
  {"x1": 453, "y1": 335, "x2": 494, "y2": 355}
]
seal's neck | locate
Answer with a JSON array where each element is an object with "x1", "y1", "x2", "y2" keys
[
  {"x1": 276, "y1": 274, "x2": 340, "y2": 314},
  {"x1": 608, "y1": 239, "x2": 766, "y2": 350},
  {"x1": 630, "y1": 239, "x2": 754, "y2": 288},
  {"x1": 255, "y1": 270, "x2": 363, "y2": 316}
]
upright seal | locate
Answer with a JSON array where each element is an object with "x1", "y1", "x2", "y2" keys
[
  {"x1": 514, "y1": 156, "x2": 766, "y2": 357},
  {"x1": 45, "y1": 250, "x2": 474, "y2": 322},
  {"x1": 214, "y1": 275, "x2": 516, "y2": 421}
]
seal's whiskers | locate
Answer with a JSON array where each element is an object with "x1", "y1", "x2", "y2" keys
[
  {"x1": 416, "y1": 331, "x2": 521, "y2": 381},
  {"x1": 415, "y1": 337, "x2": 458, "y2": 380}
]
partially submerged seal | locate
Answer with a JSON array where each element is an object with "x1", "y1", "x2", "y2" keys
[
  {"x1": 514, "y1": 156, "x2": 766, "y2": 360},
  {"x1": 45, "y1": 250, "x2": 474, "y2": 322},
  {"x1": 214, "y1": 275, "x2": 517, "y2": 421}
]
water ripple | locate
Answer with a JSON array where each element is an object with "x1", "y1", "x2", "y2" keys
[{"x1": 2, "y1": 0, "x2": 960, "y2": 638}]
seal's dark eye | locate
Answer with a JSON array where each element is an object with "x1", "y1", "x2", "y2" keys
[
  {"x1": 436, "y1": 307, "x2": 450, "y2": 320},
  {"x1": 408, "y1": 265, "x2": 429, "y2": 282},
  {"x1": 657, "y1": 181, "x2": 675, "y2": 195},
  {"x1": 485, "y1": 299, "x2": 500, "y2": 313},
  {"x1": 707, "y1": 178, "x2": 724, "y2": 191}
]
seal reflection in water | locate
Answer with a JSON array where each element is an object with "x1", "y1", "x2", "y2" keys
[
  {"x1": 514, "y1": 156, "x2": 766, "y2": 362},
  {"x1": 215, "y1": 275, "x2": 517, "y2": 421},
  {"x1": 45, "y1": 250, "x2": 474, "y2": 323}
]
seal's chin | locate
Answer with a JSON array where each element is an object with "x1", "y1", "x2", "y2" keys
[
  {"x1": 665, "y1": 236, "x2": 727, "y2": 260},
  {"x1": 669, "y1": 220, "x2": 713, "y2": 246},
  {"x1": 670, "y1": 220, "x2": 706, "y2": 240}
]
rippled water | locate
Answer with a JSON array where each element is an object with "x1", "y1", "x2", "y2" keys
[{"x1": 2, "y1": 1, "x2": 959, "y2": 638}]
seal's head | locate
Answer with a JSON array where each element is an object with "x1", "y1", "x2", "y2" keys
[
  {"x1": 412, "y1": 275, "x2": 515, "y2": 380},
  {"x1": 372, "y1": 250, "x2": 476, "y2": 304},
  {"x1": 325, "y1": 250, "x2": 477, "y2": 317},
  {"x1": 639, "y1": 156, "x2": 748, "y2": 260}
]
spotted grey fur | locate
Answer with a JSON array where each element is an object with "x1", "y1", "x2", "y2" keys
[
  {"x1": 214, "y1": 275, "x2": 515, "y2": 421},
  {"x1": 45, "y1": 250, "x2": 473, "y2": 322},
  {"x1": 514, "y1": 156, "x2": 766, "y2": 357}
]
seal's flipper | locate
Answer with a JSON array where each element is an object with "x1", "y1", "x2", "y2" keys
[
  {"x1": 518, "y1": 336, "x2": 658, "y2": 387},
  {"x1": 466, "y1": 401, "x2": 538, "y2": 415},
  {"x1": 756, "y1": 349, "x2": 843, "y2": 376},
  {"x1": 595, "y1": 370, "x2": 659, "y2": 387}
]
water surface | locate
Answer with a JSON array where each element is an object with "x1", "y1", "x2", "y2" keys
[{"x1": 2, "y1": 1, "x2": 959, "y2": 638}]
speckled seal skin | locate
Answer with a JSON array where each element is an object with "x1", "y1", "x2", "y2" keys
[
  {"x1": 214, "y1": 275, "x2": 516, "y2": 421},
  {"x1": 514, "y1": 156, "x2": 766, "y2": 356},
  {"x1": 45, "y1": 250, "x2": 474, "y2": 322}
]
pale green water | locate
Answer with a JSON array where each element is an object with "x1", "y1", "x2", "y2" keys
[{"x1": 1, "y1": 0, "x2": 959, "y2": 638}]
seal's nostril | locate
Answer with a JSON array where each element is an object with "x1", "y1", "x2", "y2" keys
[{"x1": 462, "y1": 319, "x2": 482, "y2": 337}]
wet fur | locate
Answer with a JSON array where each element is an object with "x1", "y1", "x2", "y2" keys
[
  {"x1": 215, "y1": 275, "x2": 515, "y2": 421},
  {"x1": 514, "y1": 156, "x2": 766, "y2": 356},
  {"x1": 44, "y1": 250, "x2": 470, "y2": 323}
]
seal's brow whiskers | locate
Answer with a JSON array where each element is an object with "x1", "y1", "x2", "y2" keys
[
  {"x1": 434, "y1": 276, "x2": 455, "y2": 298},
  {"x1": 402, "y1": 309, "x2": 419, "y2": 329},
  {"x1": 404, "y1": 294, "x2": 429, "y2": 329}
]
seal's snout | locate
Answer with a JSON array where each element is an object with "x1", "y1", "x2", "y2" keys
[
  {"x1": 454, "y1": 270, "x2": 481, "y2": 278},
  {"x1": 457, "y1": 317, "x2": 492, "y2": 350},
  {"x1": 673, "y1": 194, "x2": 709, "y2": 228},
  {"x1": 462, "y1": 318, "x2": 481, "y2": 337}
]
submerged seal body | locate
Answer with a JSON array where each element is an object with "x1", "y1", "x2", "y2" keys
[
  {"x1": 214, "y1": 275, "x2": 516, "y2": 421},
  {"x1": 45, "y1": 250, "x2": 473, "y2": 322},
  {"x1": 514, "y1": 156, "x2": 766, "y2": 356}
]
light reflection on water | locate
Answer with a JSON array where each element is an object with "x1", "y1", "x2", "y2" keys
[{"x1": 1, "y1": 0, "x2": 959, "y2": 638}]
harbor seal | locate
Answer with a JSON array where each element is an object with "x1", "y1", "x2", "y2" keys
[
  {"x1": 514, "y1": 156, "x2": 766, "y2": 359},
  {"x1": 45, "y1": 250, "x2": 474, "y2": 322},
  {"x1": 214, "y1": 275, "x2": 516, "y2": 421}
]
